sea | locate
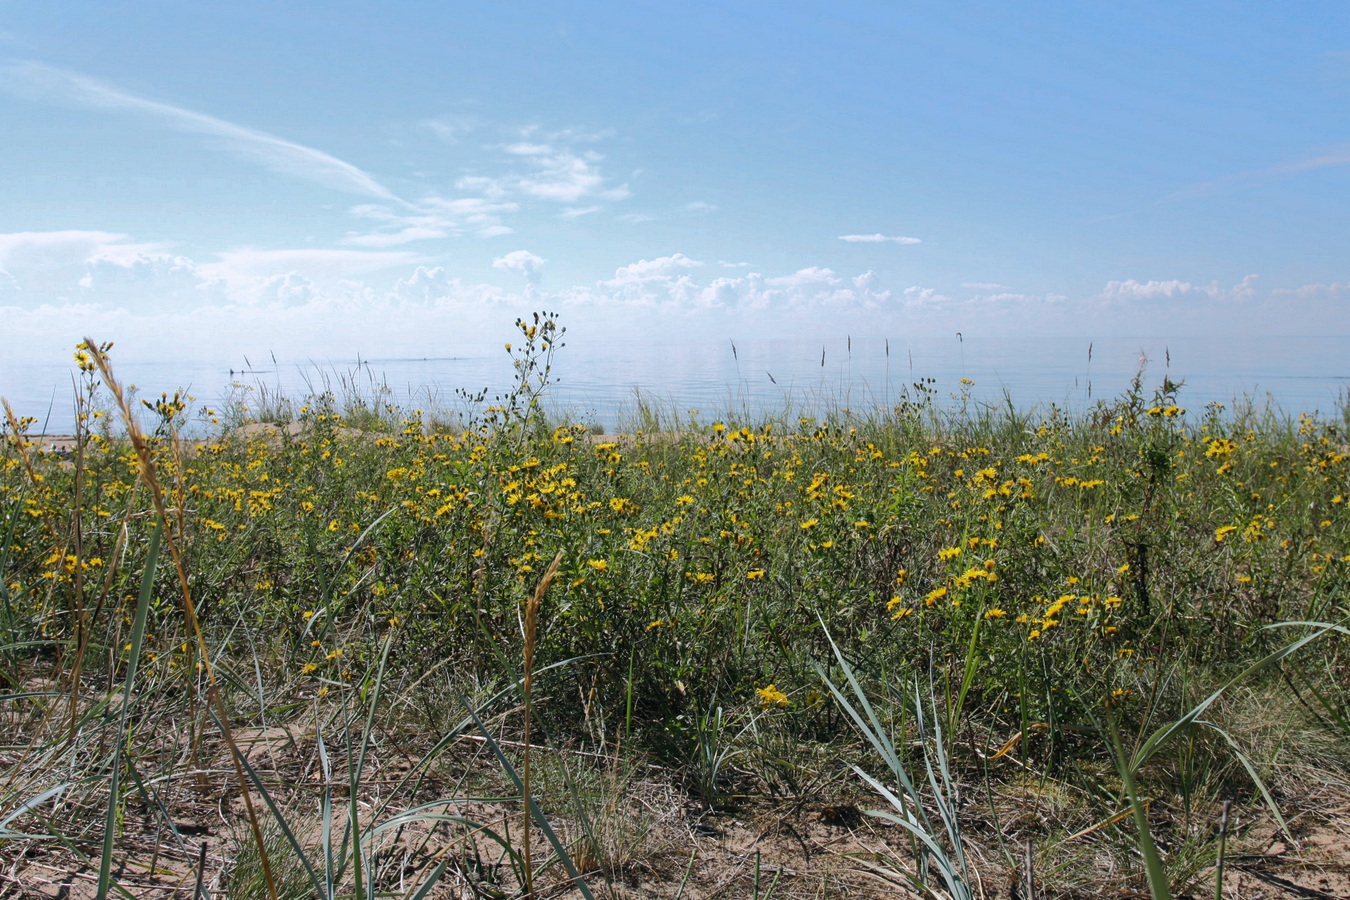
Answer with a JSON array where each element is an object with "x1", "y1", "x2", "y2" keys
[{"x1": 2, "y1": 333, "x2": 1346, "y2": 435}]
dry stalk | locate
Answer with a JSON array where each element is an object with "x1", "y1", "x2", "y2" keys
[
  {"x1": 523, "y1": 550, "x2": 563, "y2": 899},
  {"x1": 84, "y1": 339, "x2": 280, "y2": 900}
]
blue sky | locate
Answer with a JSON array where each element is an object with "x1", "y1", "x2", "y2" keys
[{"x1": 2, "y1": 2, "x2": 1349, "y2": 364}]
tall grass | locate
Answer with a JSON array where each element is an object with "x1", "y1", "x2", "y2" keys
[{"x1": 0, "y1": 316, "x2": 1346, "y2": 897}]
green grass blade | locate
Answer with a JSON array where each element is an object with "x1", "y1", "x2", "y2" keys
[
  {"x1": 0, "y1": 784, "x2": 71, "y2": 835},
  {"x1": 1130, "y1": 625, "x2": 1334, "y2": 775},
  {"x1": 96, "y1": 518, "x2": 162, "y2": 900},
  {"x1": 1194, "y1": 720, "x2": 1292, "y2": 843},
  {"x1": 814, "y1": 618, "x2": 928, "y2": 827},
  {"x1": 1107, "y1": 712, "x2": 1172, "y2": 900},
  {"x1": 408, "y1": 855, "x2": 451, "y2": 900},
  {"x1": 316, "y1": 725, "x2": 334, "y2": 899},
  {"x1": 914, "y1": 682, "x2": 970, "y2": 886},
  {"x1": 231, "y1": 736, "x2": 327, "y2": 900},
  {"x1": 462, "y1": 698, "x2": 597, "y2": 900}
]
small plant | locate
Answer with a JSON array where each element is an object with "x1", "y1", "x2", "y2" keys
[
  {"x1": 817, "y1": 625, "x2": 972, "y2": 900},
  {"x1": 681, "y1": 703, "x2": 755, "y2": 810}
]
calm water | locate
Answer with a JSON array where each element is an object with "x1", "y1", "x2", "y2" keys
[{"x1": 2, "y1": 334, "x2": 1347, "y2": 434}]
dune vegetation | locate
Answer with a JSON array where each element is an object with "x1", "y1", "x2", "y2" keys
[{"x1": 1, "y1": 313, "x2": 1347, "y2": 899}]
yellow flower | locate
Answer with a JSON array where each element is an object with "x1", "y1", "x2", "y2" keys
[
  {"x1": 799, "y1": 518, "x2": 819, "y2": 529},
  {"x1": 757, "y1": 684, "x2": 789, "y2": 708},
  {"x1": 1214, "y1": 525, "x2": 1237, "y2": 542},
  {"x1": 746, "y1": 569, "x2": 766, "y2": 579},
  {"x1": 587, "y1": 559, "x2": 609, "y2": 572}
]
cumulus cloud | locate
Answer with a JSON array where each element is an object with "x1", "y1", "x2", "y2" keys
[
  {"x1": 1275, "y1": 281, "x2": 1350, "y2": 299},
  {"x1": 838, "y1": 233, "x2": 922, "y2": 245},
  {"x1": 11, "y1": 220, "x2": 1344, "y2": 380},
  {"x1": 1100, "y1": 274, "x2": 1257, "y2": 304},
  {"x1": 493, "y1": 250, "x2": 545, "y2": 283},
  {"x1": 0, "y1": 231, "x2": 193, "y2": 307},
  {"x1": 606, "y1": 254, "x2": 702, "y2": 285},
  {"x1": 1101, "y1": 278, "x2": 1218, "y2": 301}
]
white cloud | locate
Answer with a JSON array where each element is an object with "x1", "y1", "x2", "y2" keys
[
  {"x1": 347, "y1": 129, "x2": 629, "y2": 244},
  {"x1": 606, "y1": 254, "x2": 703, "y2": 285},
  {"x1": 197, "y1": 248, "x2": 428, "y2": 293},
  {"x1": 1098, "y1": 277, "x2": 1262, "y2": 304},
  {"x1": 11, "y1": 221, "x2": 1340, "y2": 377},
  {"x1": 506, "y1": 138, "x2": 627, "y2": 203},
  {"x1": 493, "y1": 250, "x2": 545, "y2": 283},
  {"x1": 1101, "y1": 278, "x2": 1215, "y2": 301},
  {"x1": 343, "y1": 226, "x2": 448, "y2": 248},
  {"x1": 838, "y1": 233, "x2": 922, "y2": 245},
  {"x1": 420, "y1": 116, "x2": 477, "y2": 143},
  {"x1": 347, "y1": 195, "x2": 520, "y2": 243},
  {"x1": 898, "y1": 285, "x2": 950, "y2": 308},
  {"x1": 2, "y1": 63, "x2": 638, "y2": 248},
  {"x1": 453, "y1": 175, "x2": 508, "y2": 199},
  {"x1": 2, "y1": 62, "x2": 403, "y2": 202},
  {"x1": 0, "y1": 231, "x2": 191, "y2": 307},
  {"x1": 1275, "y1": 281, "x2": 1350, "y2": 299},
  {"x1": 683, "y1": 201, "x2": 717, "y2": 214},
  {"x1": 962, "y1": 282, "x2": 1009, "y2": 290},
  {"x1": 0, "y1": 230, "x2": 164, "y2": 266},
  {"x1": 851, "y1": 270, "x2": 892, "y2": 305},
  {"x1": 767, "y1": 267, "x2": 838, "y2": 288}
]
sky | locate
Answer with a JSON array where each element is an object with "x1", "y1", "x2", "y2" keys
[{"x1": 2, "y1": 2, "x2": 1349, "y2": 370}]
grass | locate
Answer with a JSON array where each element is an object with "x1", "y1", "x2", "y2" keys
[{"x1": 0, "y1": 316, "x2": 1347, "y2": 898}]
